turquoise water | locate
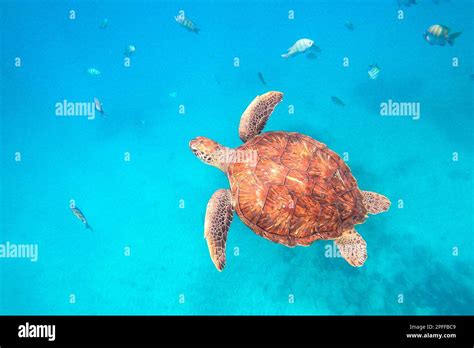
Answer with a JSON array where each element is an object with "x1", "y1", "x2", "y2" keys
[{"x1": 1, "y1": 0, "x2": 473, "y2": 315}]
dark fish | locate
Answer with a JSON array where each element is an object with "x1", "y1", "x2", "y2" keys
[
  {"x1": 71, "y1": 206, "x2": 93, "y2": 230},
  {"x1": 258, "y1": 72, "x2": 267, "y2": 85},
  {"x1": 345, "y1": 21, "x2": 355, "y2": 31},
  {"x1": 331, "y1": 96, "x2": 346, "y2": 107},
  {"x1": 398, "y1": 0, "x2": 417, "y2": 6}
]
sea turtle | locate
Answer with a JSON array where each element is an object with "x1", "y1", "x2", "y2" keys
[{"x1": 189, "y1": 91, "x2": 390, "y2": 271}]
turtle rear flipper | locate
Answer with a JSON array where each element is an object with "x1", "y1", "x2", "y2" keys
[
  {"x1": 238, "y1": 91, "x2": 283, "y2": 142},
  {"x1": 335, "y1": 229, "x2": 367, "y2": 267},
  {"x1": 362, "y1": 191, "x2": 391, "y2": 214},
  {"x1": 204, "y1": 189, "x2": 234, "y2": 271}
]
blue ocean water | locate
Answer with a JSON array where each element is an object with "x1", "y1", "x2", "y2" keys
[{"x1": 0, "y1": 0, "x2": 473, "y2": 315}]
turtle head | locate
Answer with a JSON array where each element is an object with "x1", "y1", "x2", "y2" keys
[{"x1": 189, "y1": 136, "x2": 228, "y2": 171}]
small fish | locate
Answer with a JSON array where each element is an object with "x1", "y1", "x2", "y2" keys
[
  {"x1": 398, "y1": 0, "x2": 417, "y2": 7},
  {"x1": 331, "y1": 96, "x2": 346, "y2": 106},
  {"x1": 281, "y1": 38, "x2": 314, "y2": 59},
  {"x1": 124, "y1": 45, "x2": 136, "y2": 56},
  {"x1": 135, "y1": 119, "x2": 146, "y2": 127},
  {"x1": 99, "y1": 18, "x2": 108, "y2": 29},
  {"x1": 175, "y1": 13, "x2": 200, "y2": 34},
  {"x1": 258, "y1": 72, "x2": 267, "y2": 85},
  {"x1": 94, "y1": 97, "x2": 105, "y2": 117},
  {"x1": 87, "y1": 68, "x2": 101, "y2": 76},
  {"x1": 169, "y1": 91, "x2": 178, "y2": 98},
  {"x1": 424, "y1": 24, "x2": 461, "y2": 46},
  {"x1": 368, "y1": 64, "x2": 380, "y2": 80},
  {"x1": 344, "y1": 21, "x2": 355, "y2": 31},
  {"x1": 71, "y1": 206, "x2": 93, "y2": 231}
]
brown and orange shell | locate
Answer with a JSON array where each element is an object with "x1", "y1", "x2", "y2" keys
[{"x1": 228, "y1": 131, "x2": 367, "y2": 247}]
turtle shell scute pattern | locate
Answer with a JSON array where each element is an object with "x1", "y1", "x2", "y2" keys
[{"x1": 228, "y1": 131, "x2": 367, "y2": 246}]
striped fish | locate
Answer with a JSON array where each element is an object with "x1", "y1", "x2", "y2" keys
[
  {"x1": 87, "y1": 68, "x2": 101, "y2": 76},
  {"x1": 71, "y1": 206, "x2": 93, "y2": 231},
  {"x1": 175, "y1": 13, "x2": 200, "y2": 34},
  {"x1": 281, "y1": 38, "x2": 314, "y2": 58},
  {"x1": 424, "y1": 24, "x2": 461, "y2": 46},
  {"x1": 368, "y1": 64, "x2": 380, "y2": 80}
]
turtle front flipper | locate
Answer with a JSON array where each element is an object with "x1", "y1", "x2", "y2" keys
[
  {"x1": 362, "y1": 191, "x2": 391, "y2": 214},
  {"x1": 239, "y1": 91, "x2": 283, "y2": 142},
  {"x1": 335, "y1": 229, "x2": 367, "y2": 267},
  {"x1": 204, "y1": 189, "x2": 234, "y2": 271}
]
